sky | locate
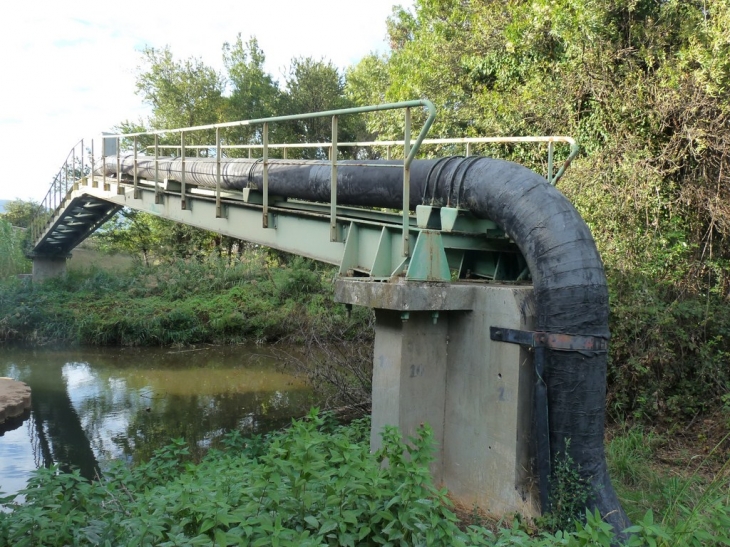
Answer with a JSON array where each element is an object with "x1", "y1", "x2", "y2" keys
[{"x1": 0, "y1": 0, "x2": 411, "y2": 202}]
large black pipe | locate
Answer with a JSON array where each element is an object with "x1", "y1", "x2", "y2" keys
[{"x1": 105, "y1": 156, "x2": 629, "y2": 533}]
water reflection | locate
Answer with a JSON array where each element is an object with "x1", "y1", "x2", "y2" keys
[{"x1": 0, "y1": 346, "x2": 313, "y2": 496}]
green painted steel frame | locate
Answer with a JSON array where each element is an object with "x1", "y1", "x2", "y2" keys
[{"x1": 36, "y1": 174, "x2": 524, "y2": 283}]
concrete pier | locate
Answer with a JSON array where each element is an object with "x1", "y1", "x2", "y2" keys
[
  {"x1": 31, "y1": 254, "x2": 68, "y2": 282},
  {"x1": 335, "y1": 279, "x2": 538, "y2": 517}
]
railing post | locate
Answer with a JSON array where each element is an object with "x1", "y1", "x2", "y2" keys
[
  {"x1": 102, "y1": 136, "x2": 108, "y2": 191},
  {"x1": 117, "y1": 137, "x2": 123, "y2": 195},
  {"x1": 181, "y1": 131, "x2": 187, "y2": 210},
  {"x1": 402, "y1": 107, "x2": 411, "y2": 257},
  {"x1": 91, "y1": 139, "x2": 97, "y2": 188},
  {"x1": 133, "y1": 136, "x2": 139, "y2": 199},
  {"x1": 216, "y1": 127, "x2": 222, "y2": 218},
  {"x1": 547, "y1": 141, "x2": 554, "y2": 184},
  {"x1": 154, "y1": 134, "x2": 161, "y2": 204},
  {"x1": 466, "y1": 142, "x2": 471, "y2": 157},
  {"x1": 262, "y1": 122, "x2": 269, "y2": 228},
  {"x1": 330, "y1": 115, "x2": 338, "y2": 242},
  {"x1": 80, "y1": 139, "x2": 84, "y2": 187}
]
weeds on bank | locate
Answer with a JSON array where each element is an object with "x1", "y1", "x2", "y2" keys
[
  {"x1": 0, "y1": 411, "x2": 472, "y2": 547},
  {"x1": 0, "y1": 253, "x2": 359, "y2": 347},
  {"x1": 1, "y1": 411, "x2": 728, "y2": 546},
  {"x1": 607, "y1": 426, "x2": 730, "y2": 546}
]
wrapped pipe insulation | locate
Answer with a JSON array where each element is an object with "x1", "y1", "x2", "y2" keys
[{"x1": 101, "y1": 155, "x2": 630, "y2": 534}]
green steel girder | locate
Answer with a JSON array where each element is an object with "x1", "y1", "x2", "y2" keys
[{"x1": 31, "y1": 177, "x2": 527, "y2": 282}]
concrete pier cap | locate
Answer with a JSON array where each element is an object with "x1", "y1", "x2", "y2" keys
[{"x1": 335, "y1": 278, "x2": 539, "y2": 518}]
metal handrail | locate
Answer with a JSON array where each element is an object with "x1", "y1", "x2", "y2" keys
[
  {"x1": 31, "y1": 101, "x2": 438, "y2": 255},
  {"x1": 29, "y1": 100, "x2": 580, "y2": 258},
  {"x1": 31, "y1": 139, "x2": 86, "y2": 245},
  {"x1": 144, "y1": 135, "x2": 578, "y2": 185},
  {"x1": 103, "y1": 100, "x2": 436, "y2": 169}
]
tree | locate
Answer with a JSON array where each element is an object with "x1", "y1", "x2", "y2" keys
[
  {"x1": 94, "y1": 209, "x2": 221, "y2": 266},
  {"x1": 222, "y1": 35, "x2": 281, "y2": 151},
  {"x1": 135, "y1": 46, "x2": 226, "y2": 149},
  {"x1": 224, "y1": 35, "x2": 279, "y2": 121},
  {"x1": 280, "y1": 57, "x2": 366, "y2": 159},
  {"x1": 0, "y1": 199, "x2": 44, "y2": 229}
]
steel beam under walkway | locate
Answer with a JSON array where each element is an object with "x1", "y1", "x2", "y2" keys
[{"x1": 30, "y1": 174, "x2": 525, "y2": 283}]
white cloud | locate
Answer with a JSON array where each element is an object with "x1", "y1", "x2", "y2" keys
[{"x1": 0, "y1": 0, "x2": 408, "y2": 201}]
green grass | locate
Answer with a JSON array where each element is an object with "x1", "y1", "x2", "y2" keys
[{"x1": 606, "y1": 425, "x2": 730, "y2": 545}]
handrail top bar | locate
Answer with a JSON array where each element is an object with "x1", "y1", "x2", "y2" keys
[
  {"x1": 102, "y1": 100, "x2": 436, "y2": 139},
  {"x1": 102, "y1": 99, "x2": 436, "y2": 168},
  {"x1": 144, "y1": 135, "x2": 577, "y2": 151}
]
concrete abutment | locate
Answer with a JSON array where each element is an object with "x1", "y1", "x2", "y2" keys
[{"x1": 335, "y1": 279, "x2": 539, "y2": 517}]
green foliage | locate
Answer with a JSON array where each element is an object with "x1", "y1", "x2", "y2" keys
[
  {"x1": 278, "y1": 57, "x2": 366, "y2": 160},
  {"x1": 3, "y1": 413, "x2": 728, "y2": 546},
  {"x1": 0, "y1": 252, "x2": 349, "y2": 347},
  {"x1": 93, "y1": 208, "x2": 234, "y2": 266},
  {"x1": 0, "y1": 413, "x2": 470, "y2": 547},
  {"x1": 538, "y1": 440, "x2": 593, "y2": 534},
  {"x1": 605, "y1": 427, "x2": 730, "y2": 545},
  {"x1": 345, "y1": 0, "x2": 730, "y2": 421},
  {"x1": 0, "y1": 198, "x2": 44, "y2": 229},
  {"x1": 136, "y1": 45, "x2": 226, "y2": 133},
  {"x1": 0, "y1": 219, "x2": 31, "y2": 279},
  {"x1": 224, "y1": 36, "x2": 278, "y2": 118},
  {"x1": 2, "y1": 413, "x2": 729, "y2": 546},
  {"x1": 607, "y1": 269, "x2": 730, "y2": 421}
]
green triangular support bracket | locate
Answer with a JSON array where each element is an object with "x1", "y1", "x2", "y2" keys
[
  {"x1": 440, "y1": 206, "x2": 498, "y2": 233},
  {"x1": 406, "y1": 230, "x2": 451, "y2": 282}
]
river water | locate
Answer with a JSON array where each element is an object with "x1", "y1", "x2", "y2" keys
[{"x1": 0, "y1": 345, "x2": 316, "y2": 498}]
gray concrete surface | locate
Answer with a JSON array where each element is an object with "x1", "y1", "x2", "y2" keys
[
  {"x1": 0, "y1": 378, "x2": 31, "y2": 424},
  {"x1": 336, "y1": 279, "x2": 539, "y2": 518},
  {"x1": 32, "y1": 255, "x2": 67, "y2": 282}
]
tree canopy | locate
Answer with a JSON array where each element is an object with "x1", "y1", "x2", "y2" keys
[{"x1": 345, "y1": 0, "x2": 730, "y2": 420}]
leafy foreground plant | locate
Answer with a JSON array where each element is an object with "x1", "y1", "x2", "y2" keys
[{"x1": 1, "y1": 411, "x2": 727, "y2": 547}]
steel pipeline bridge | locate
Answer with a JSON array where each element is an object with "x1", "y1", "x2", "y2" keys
[
  {"x1": 28, "y1": 100, "x2": 576, "y2": 284},
  {"x1": 24, "y1": 101, "x2": 630, "y2": 534}
]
